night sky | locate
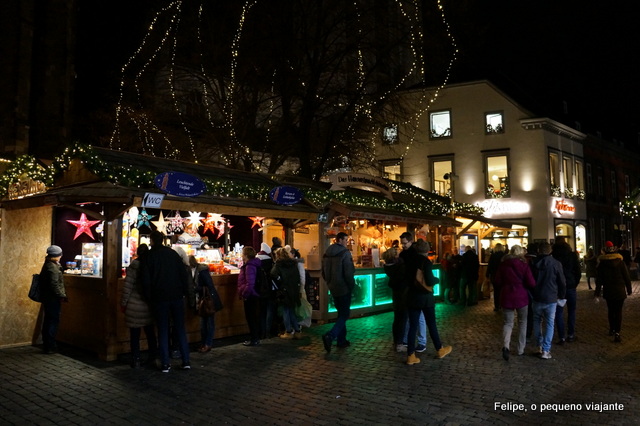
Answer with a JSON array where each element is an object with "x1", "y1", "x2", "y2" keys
[{"x1": 74, "y1": 1, "x2": 640, "y2": 146}]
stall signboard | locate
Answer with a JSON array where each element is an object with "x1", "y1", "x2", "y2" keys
[
  {"x1": 142, "y1": 192, "x2": 165, "y2": 208},
  {"x1": 269, "y1": 185, "x2": 303, "y2": 205},
  {"x1": 154, "y1": 171, "x2": 206, "y2": 197}
]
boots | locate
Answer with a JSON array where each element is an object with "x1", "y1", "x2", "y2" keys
[
  {"x1": 437, "y1": 345, "x2": 452, "y2": 359},
  {"x1": 406, "y1": 353, "x2": 421, "y2": 365}
]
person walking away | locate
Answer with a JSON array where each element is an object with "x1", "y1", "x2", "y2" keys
[
  {"x1": 459, "y1": 246, "x2": 480, "y2": 306},
  {"x1": 405, "y1": 239, "x2": 452, "y2": 365},
  {"x1": 121, "y1": 244, "x2": 157, "y2": 367},
  {"x1": 383, "y1": 247, "x2": 407, "y2": 351},
  {"x1": 531, "y1": 242, "x2": 566, "y2": 360},
  {"x1": 321, "y1": 232, "x2": 356, "y2": 353},
  {"x1": 271, "y1": 248, "x2": 302, "y2": 339},
  {"x1": 189, "y1": 255, "x2": 220, "y2": 353},
  {"x1": 39, "y1": 245, "x2": 68, "y2": 354},
  {"x1": 595, "y1": 241, "x2": 632, "y2": 343},
  {"x1": 495, "y1": 245, "x2": 536, "y2": 360},
  {"x1": 398, "y1": 232, "x2": 427, "y2": 351},
  {"x1": 256, "y1": 243, "x2": 276, "y2": 339},
  {"x1": 486, "y1": 244, "x2": 506, "y2": 311},
  {"x1": 140, "y1": 231, "x2": 191, "y2": 372},
  {"x1": 584, "y1": 248, "x2": 598, "y2": 290},
  {"x1": 237, "y1": 246, "x2": 262, "y2": 346},
  {"x1": 551, "y1": 236, "x2": 582, "y2": 344}
]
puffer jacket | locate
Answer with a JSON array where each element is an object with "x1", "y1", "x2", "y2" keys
[
  {"x1": 495, "y1": 256, "x2": 536, "y2": 309},
  {"x1": 595, "y1": 253, "x2": 632, "y2": 301},
  {"x1": 271, "y1": 257, "x2": 301, "y2": 308},
  {"x1": 237, "y1": 257, "x2": 262, "y2": 299},
  {"x1": 532, "y1": 254, "x2": 566, "y2": 303},
  {"x1": 39, "y1": 259, "x2": 66, "y2": 303},
  {"x1": 322, "y1": 243, "x2": 356, "y2": 297},
  {"x1": 121, "y1": 259, "x2": 154, "y2": 328}
]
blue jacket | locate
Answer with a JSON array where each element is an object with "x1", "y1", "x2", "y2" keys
[{"x1": 532, "y1": 254, "x2": 566, "y2": 303}]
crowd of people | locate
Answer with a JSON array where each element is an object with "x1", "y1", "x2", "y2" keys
[{"x1": 37, "y1": 230, "x2": 635, "y2": 371}]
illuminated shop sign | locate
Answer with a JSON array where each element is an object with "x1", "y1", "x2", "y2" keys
[
  {"x1": 551, "y1": 199, "x2": 575, "y2": 216},
  {"x1": 475, "y1": 200, "x2": 530, "y2": 217}
]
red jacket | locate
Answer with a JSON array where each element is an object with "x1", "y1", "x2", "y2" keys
[{"x1": 495, "y1": 256, "x2": 536, "y2": 309}]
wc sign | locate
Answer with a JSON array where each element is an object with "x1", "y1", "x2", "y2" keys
[{"x1": 142, "y1": 192, "x2": 165, "y2": 208}]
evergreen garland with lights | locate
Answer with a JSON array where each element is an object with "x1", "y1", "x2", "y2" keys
[{"x1": 620, "y1": 188, "x2": 640, "y2": 219}]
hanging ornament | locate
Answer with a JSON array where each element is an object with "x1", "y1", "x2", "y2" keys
[
  {"x1": 128, "y1": 207, "x2": 139, "y2": 228},
  {"x1": 67, "y1": 213, "x2": 101, "y2": 240},
  {"x1": 185, "y1": 211, "x2": 203, "y2": 228},
  {"x1": 202, "y1": 213, "x2": 224, "y2": 236},
  {"x1": 249, "y1": 216, "x2": 265, "y2": 229},
  {"x1": 214, "y1": 221, "x2": 226, "y2": 239},
  {"x1": 137, "y1": 209, "x2": 155, "y2": 228},
  {"x1": 166, "y1": 211, "x2": 185, "y2": 235},
  {"x1": 151, "y1": 211, "x2": 169, "y2": 234}
]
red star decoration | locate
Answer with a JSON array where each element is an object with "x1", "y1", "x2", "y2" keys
[
  {"x1": 67, "y1": 213, "x2": 101, "y2": 240},
  {"x1": 249, "y1": 216, "x2": 265, "y2": 229}
]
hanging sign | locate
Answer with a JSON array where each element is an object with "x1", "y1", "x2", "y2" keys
[
  {"x1": 269, "y1": 186, "x2": 304, "y2": 205},
  {"x1": 142, "y1": 192, "x2": 165, "y2": 208},
  {"x1": 329, "y1": 173, "x2": 393, "y2": 200},
  {"x1": 154, "y1": 171, "x2": 206, "y2": 197}
]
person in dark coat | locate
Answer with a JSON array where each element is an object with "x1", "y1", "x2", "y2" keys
[
  {"x1": 584, "y1": 247, "x2": 598, "y2": 290},
  {"x1": 551, "y1": 236, "x2": 582, "y2": 344},
  {"x1": 121, "y1": 244, "x2": 157, "y2": 367},
  {"x1": 383, "y1": 247, "x2": 406, "y2": 351},
  {"x1": 486, "y1": 243, "x2": 506, "y2": 311},
  {"x1": 189, "y1": 255, "x2": 221, "y2": 353},
  {"x1": 140, "y1": 231, "x2": 191, "y2": 372},
  {"x1": 271, "y1": 248, "x2": 302, "y2": 339},
  {"x1": 39, "y1": 245, "x2": 68, "y2": 354},
  {"x1": 459, "y1": 246, "x2": 480, "y2": 306},
  {"x1": 595, "y1": 241, "x2": 632, "y2": 343}
]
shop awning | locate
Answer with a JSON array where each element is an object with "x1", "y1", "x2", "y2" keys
[{"x1": 328, "y1": 201, "x2": 461, "y2": 227}]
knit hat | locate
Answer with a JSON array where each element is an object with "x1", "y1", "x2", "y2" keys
[
  {"x1": 47, "y1": 245, "x2": 63, "y2": 257},
  {"x1": 260, "y1": 242, "x2": 271, "y2": 254},
  {"x1": 605, "y1": 241, "x2": 614, "y2": 248}
]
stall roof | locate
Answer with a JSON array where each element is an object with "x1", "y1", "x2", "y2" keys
[{"x1": 329, "y1": 201, "x2": 461, "y2": 227}]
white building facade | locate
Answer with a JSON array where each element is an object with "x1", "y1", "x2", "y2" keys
[{"x1": 376, "y1": 80, "x2": 588, "y2": 256}]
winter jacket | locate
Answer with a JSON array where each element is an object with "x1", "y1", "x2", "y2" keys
[
  {"x1": 486, "y1": 250, "x2": 506, "y2": 279},
  {"x1": 39, "y1": 259, "x2": 66, "y2": 303},
  {"x1": 495, "y1": 256, "x2": 536, "y2": 309},
  {"x1": 383, "y1": 259, "x2": 405, "y2": 291},
  {"x1": 193, "y1": 263, "x2": 223, "y2": 312},
  {"x1": 121, "y1": 259, "x2": 154, "y2": 328},
  {"x1": 140, "y1": 245, "x2": 190, "y2": 303},
  {"x1": 322, "y1": 243, "x2": 356, "y2": 297},
  {"x1": 271, "y1": 258, "x2": 302, "y2": 308},
  {"x1": 406, "y1": 256, "x2": 439, "y2": 309},
  {"x1": 237, "y1": 257, "x2": 262, "y2": 299},
  {"x1": 461, "y1": 249, "x2": 480, "y2": 281},
  {"x1": 532, "y1": 254, "x2": 566, "y2": 303},
  {"x1": 551, "y1": 242, "x2": 582, "y2": 289},
  {"x1": 595, "y1": 253, "x2": 632, "y2": 301},
  {"x1": 584, "y1": 253, "x2": 598, "y2": 278}
]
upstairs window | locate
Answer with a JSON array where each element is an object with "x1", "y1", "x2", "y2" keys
[
  {"x1": 429, "y1": 110, "x2": 451, "y2": 139},
  {"x1": 575, "y1": 161, "x2": 585, "y2": 199},
  {"x1": 549, "y1": 152, "x2": 561, "y2": 196},
  {"x1": 431, "y1": 158, "x2": 454, "y2": 196},
  {"x1": 382, "y1": 124, "x2": 398, "y2": 145},
  {"x1": 380, "y1": 159, "x2": 402, "y2": 181},
  {"x1": 485, "y1": 112, "x2": 504, "y2": 134},
  {"x1": 485, "y1": 153, "x2": 510, "y2": 198}
]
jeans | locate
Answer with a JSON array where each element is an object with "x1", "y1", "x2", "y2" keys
[
  {"x1": 243, "y1": 297, "x2": 261, "y2": 343},
  {"x1": 260, "y1": 297, "x2": 276, "y2": 339},
  {"x1": 533, "y1": 302, "x2": 557, "y2": 352},
  {"x1": 42, "y1": 299, "x2": 62, "y2": 351},
  {"x1": 407, "y1": 306, "x2": 442, "y2": 356},
  {"x1": 555, "y1": 288, "x2": 577, "y2": 339},
  {"x1": 326, "y1": 293, "x2": 351, "y2": 345},
  {"x1": 130, "y1": 325, "x2": 157, "y2": 360},
  {"x1": 403, "y1": 311, "x2": 426, "y2": 346},
  {"x1": 282, "y1": 305, "x2": 300, "y2": 333},
  {"x1": 155, "y1": 299, "x2": 190, "y2": 366},
  {"x1": 503, "y1": 306, "x2": 528, "y2": 355},
  {"x1": 200, "y1": 315, "x2": 215, "y2": 347}
]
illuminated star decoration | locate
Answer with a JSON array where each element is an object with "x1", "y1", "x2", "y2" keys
[
  {"x1": 249, "y1": 216, "x2": 265, "y2": 230},
  {"x1": 67, "y1": 213, "x2": 102, "y2": 240},
  {"x1": 137, "y1": 209, "x2": 155, "y2": 229},
  {"x1": 202, "y1": 213, "x2": 225, "y2": 237},
  {"x1": 214, "y1": 219, "x2": 227, "y2": 240},
  {"x1": 166, "y1": 211, "x2": 184, "y2": 235},
  {"x1": 151, "y1": 211, "x2": 169, "y2": 234},
  {"x1": 185, "y1": 211, "x2": 203, "y2": 228}
]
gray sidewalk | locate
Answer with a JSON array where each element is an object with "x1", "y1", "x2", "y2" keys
[{"x1": 2, "y1": 279, "x2": 640, "y2": 425}]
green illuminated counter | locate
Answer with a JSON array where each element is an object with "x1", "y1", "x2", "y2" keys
[{"x1": 327, "y1": 265, "x2": 442, "y2": 314}]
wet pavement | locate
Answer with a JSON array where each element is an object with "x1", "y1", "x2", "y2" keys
[{"x1": 2, "y1": 277, "x2": 640, "y2": 425}]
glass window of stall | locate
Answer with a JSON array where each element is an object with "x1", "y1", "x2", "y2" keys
[{"x1": 54, "y1": 206, "x2": 105, "y2": 278}]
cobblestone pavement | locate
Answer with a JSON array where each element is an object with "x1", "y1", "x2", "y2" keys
[{"x1": 2, "y1": 278, "x2": 640, "y2": 425}]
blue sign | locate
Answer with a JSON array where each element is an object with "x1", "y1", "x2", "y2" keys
[
  {"x1": 269, "y1": 186, "x2": 303, "y2": 205},
  {"x1": 154, "y1": 172, "x2": 206, "y2": 198}
]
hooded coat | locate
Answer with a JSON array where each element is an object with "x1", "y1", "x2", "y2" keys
[
  {"x1": 551, "y1": 242, "x2": 582, "y2": 289},
  {"x1": 495, "y1": 256, "x2": 536, "y2": 309},
  {"x1": 322, "y1": 243, "x2": 355, "y2": 297},
  {"x1": 532, "y1": 254, "x2": 566, "y2": 303},
  {"x1": 596, "y1": 253, "x2": 632, "y2": 301}
]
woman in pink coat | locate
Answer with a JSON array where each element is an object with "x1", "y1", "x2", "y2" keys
[{"x1": 495, "y1": 245, "x2": 536, "y2": 360}]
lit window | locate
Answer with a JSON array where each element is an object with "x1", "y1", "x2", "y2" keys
[
  {"x1": 549, "y1": 152, "x2": 560, "y2": 196},
  {"x1": 575, "y1": 161, "x2": 584, "y2": 199},
  {"x1": 382, "y1": 124, "x2": 398, "y2": 145},
  {"x1": 380, "y1": 159, "x2": 402, "y2": 181},
  {"x1": 485, "y1": 112, "x2": 504, "y2": 134},
  {"x1": 485, "y1": 154, "x2": 510, "y2": 198},
  {"x1": 430, "y1": 110, "x2": 451, "y2": 139},
  {"x1": 431, "y1": 159, "x2": 454, "y2": 196}
]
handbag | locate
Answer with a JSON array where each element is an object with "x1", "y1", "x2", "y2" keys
[
  {"x1": 28, "y1": 274, "x2": 41, "y2": 302},
  {"x1": 197, "y1": 289, "x2": 216, "y2": 317}
]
